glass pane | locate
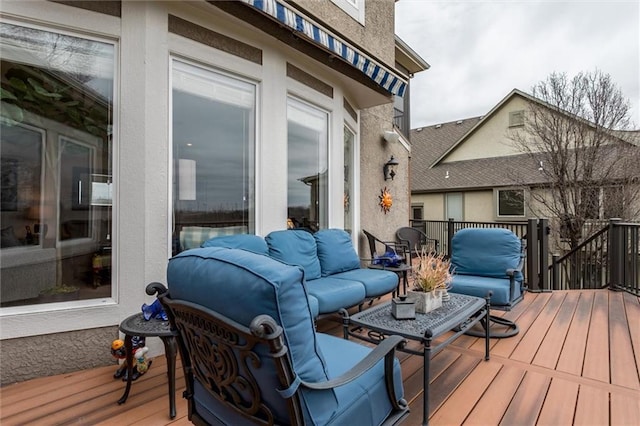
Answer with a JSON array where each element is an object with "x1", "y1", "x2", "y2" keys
[
  {"x1": 498, "y1": 190, "x2": 525, "y2": 216},
  {"x1": 287, "y1": 98, "x2": 328, "y2": 232},
  {"x1": 343, "y1": 126, "x2": 355, "y2": 235},
  {"x1": 172, "y1": 61, "x2": 255, "y2": 254},
  {"x1": 446, "y1": 193, "x2": 463, "y2": 221},
  {"x1": 1, "y1": 23, "x2": 115, "y2": 307}
]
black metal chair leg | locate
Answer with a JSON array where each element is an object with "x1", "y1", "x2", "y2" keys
[{"x1": 464, "y1": 315, "x2": 519, "y2": 338}]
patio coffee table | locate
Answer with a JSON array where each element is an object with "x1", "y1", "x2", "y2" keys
[{"x1": 342, "y1": 293, "x2": 490, "y2": 426}]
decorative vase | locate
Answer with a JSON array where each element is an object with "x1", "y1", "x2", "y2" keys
[
  {"x1": 406, "y1": 290, "x2": 443, "y2": 314},
  {"x1": 440, "y1": 289, "x2": 451, "y2": 302}
]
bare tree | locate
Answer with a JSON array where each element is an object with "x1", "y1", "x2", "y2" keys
[{"x1": 510, "y1": 70, "x2": 640, "y2": 249}]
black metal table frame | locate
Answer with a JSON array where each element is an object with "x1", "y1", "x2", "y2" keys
[
  {"x1": 341, "y1": 294, "x2": 491, "y2": 426},
  {"x1": 117, "y1": 313, "x2": 179, "y2": 419}
]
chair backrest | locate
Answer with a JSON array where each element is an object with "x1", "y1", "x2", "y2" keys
[
  {"x1": 165, "y1": 247, "x2": 338, "y2": 424},
  {"x1": 450, "y1": 228, "x2": 523, "y2": 279},
  {"x1": 362, "y1": 229, "x2": 381, "y2": 258},
  {"x1": 396, "y1": 226, "x2": 438, "y2": 257}
]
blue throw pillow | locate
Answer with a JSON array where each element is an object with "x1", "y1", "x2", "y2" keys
[
  {"x1": 314, "y1": 229, "x2": 361, "y2": 276},
  {"x1": 266, "y1": 230, "x2": 322, "y2": 280}
]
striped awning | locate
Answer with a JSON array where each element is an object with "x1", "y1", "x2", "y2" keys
[{"x1": 239, "y1": 0, "x2": 407, "y2": 97}]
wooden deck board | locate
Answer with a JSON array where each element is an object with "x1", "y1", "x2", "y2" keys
[
  {"x1": 536, "y1": 377, "x2": 580, "y2": 425},
  {"x1": 499, "y1": 371, "x2": 551, "y2": 426},
  {"x1": 532, "y1": 291, "x2": 579, "y2": 370},
  {"x1": 555, "y1": 291, "x2": 595, "y2": 376},
  {"x1": 582, "y1": 291, "x2": 611, "y2": 383},
  {"x1": 609, "y1": 291, "x2": 640, "y2": 389},
  {"x1": 2, "y1": 289, "x2": 640, "y2": 426}
]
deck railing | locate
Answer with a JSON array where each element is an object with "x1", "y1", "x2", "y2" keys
[{"x1": 410, "y1": 218, "x2": 640, "y2": 296}]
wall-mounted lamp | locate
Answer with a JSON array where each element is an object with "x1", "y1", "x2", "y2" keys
[
  {"x1": 383, "y1": 155, "x2": 399, "y2": 180},
  {"x1": 383, "y1": 130, "x2": 400, "y2": 144},
  {"x1": 445, "y1": 170, "x2": 450, "y2": 179},
  {"x1": 538, "y1": 161, "x2": 544, "y2": 171}
]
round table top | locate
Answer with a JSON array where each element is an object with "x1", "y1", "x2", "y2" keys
[{"x1": 119, "y1": 313, "x2": 176, "y2": 338}]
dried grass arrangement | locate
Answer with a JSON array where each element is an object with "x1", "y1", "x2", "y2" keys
[{"x1": 412, "y1": 249, "x2": 453, "y2": 293}]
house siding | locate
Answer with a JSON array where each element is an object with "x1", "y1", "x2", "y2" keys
[{"x1": 0, "y1": 0, "x2": 411, "y2": 384}]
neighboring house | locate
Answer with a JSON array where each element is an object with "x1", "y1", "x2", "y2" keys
[
  {"x1": 410, "y1": 89, "x2": 640, "y2": 227},
  {"x1": 0, "y1": 0, "x2": 428, "y2": 384}
]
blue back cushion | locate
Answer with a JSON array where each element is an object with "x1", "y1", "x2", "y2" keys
[
  {"x1": 266, "y1": 230, "x2": 322, "y2": 280},
  {"x1": 167, "y1": 247, "x2": 338, "y2": 419},
  {"x1": 314, "y1": 229, "x2": 361, "y2": 276},
  {"x1": 451, "y1": 228, "x2": 522, "y2": 278},
  {"x1": 201, "y1": 234, "x2": 268, "y2": 255}
]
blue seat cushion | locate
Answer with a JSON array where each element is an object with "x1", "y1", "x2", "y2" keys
[
  {"x1": 266, "y1": 230, "x2": 322, "y2": 280},
  {"x1": 314, "y1": 229, "x2": 361, "y2": 276},
  {"x1": 450, "y1": 274, "x2": 521, "y2": 307},
  {"x1": 201, "y1": 234, "x2": 268, "y2": 255},
  {"x1": 451, "y1": 228, "x2": 522, "y2": 278},
  {"x1": 167, "y1": 247, "x2": 338, "y2": 420},
  {"x1": 305, "y1": 277, "x2": 366, "y2": 314},
  {"x1": 331, "y1": 269, "x2": 398, "y2": 298},
  {"x1": 316, "y1": 333, "x2": 404, "y2": 425}
]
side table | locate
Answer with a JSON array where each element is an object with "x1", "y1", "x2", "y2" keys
[{"x1": 117, "y1": 313, "x2": 178, "y2": 419}]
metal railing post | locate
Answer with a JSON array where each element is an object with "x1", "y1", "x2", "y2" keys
[
  {"x1": 538, "y1": 218, "x2": 550, "y2": 291},
  {"x1": 609, "y1": 218, "x2": 622, "y2": 291},
  {"x1": 526, "y1": 218, "x2": 539, "y2": 291},
  {"x1": 552, "y1": 254, "x2": 560, "y2": 290},
  {"x1": 447, "y1": 218, "x2": 455, "y2": 258}
]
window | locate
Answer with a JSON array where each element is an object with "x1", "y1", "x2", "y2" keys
[
  {"x1": 1, "y1": 22, "x2": 115, "y2": 307},
  {"x1": 344, "y1": 125, "x2": 355, "y2": 235},
  {"x1": 580, "y1": 187, "x2": 600, "y2": 220},
  {"x1": 445, "y1": 193, "x2": 463, "y2": 221},
  {"x1": 412, "y1": 204, "x2": 423, "y2": 221},
  {"x1": 287, "y1": 97, "x2": 329, "y2": 231},
  {"x1": 603, "y1": 186, "x2": 624, "y2": 219},
  {"x1": 497, "y1": 189, "x2": 525, "y2": 217},
  {"x1": 331, "y1": 0, "x2": 365, "y2": 24},
  {"x1": 509, "y1": 110, "x2": 524, "y2": 127},
  {"x1": 171, "y1": 60, "x2": 256, "y2": 254}
]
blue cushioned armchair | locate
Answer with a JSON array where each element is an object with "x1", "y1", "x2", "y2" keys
[
  {"x1": 151, "y1": 247, "x2": 408, "y2": 425},
  {"x1": 449, "y1": 228, "x2": 526, "y2": 338}
]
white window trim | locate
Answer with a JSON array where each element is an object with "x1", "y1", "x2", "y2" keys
[{"x1": 331, "y1": 0, "x2": 365, "y2": 25}]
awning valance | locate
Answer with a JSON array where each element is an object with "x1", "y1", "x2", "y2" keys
[{"x1": 239, "y1": 0, "x2": 407, "y2": 97}]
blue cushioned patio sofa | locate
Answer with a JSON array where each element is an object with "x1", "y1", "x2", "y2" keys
[{"x1": 201, "y1": 228, "x2": 399, "y2": 317}]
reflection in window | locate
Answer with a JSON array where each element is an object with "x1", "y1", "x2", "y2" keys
[
  {"x1": 287, "y1": 98, "x2": 328, "y2": 231},
  {"x1": 172, "y1": 60, "x2": 255, "y2": 254},
  {"x1": 497, "y1": 189, "x2": 525, "y2": 217},
  {"x1": 0, "y1": 23, "x2": 114, "y2": 307}
]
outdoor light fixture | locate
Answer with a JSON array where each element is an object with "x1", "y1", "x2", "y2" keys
[
  {"x1": 383, "y1": 130, "x2": 400, "y2": 144},
  {"x1": 445, "y1": 170, "x2": 450, "y2": 179},
  {"x1": 538, "y1": 161, "x2": 544, "y2": 171},
  {"x1": 383, "y1": 156, "x2": 399, "y2": 180}
]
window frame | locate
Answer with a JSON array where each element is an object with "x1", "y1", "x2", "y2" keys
[
  {"x1": 495, "y1": 188, "x2": 526, "y2": 218},
  {"x1": 168, "y1": 56, "x2": 259, "y2": 254},
  {"x1": 0, "y1": 14, "x2": 119, "y2": 320},
  {"x1": 331, "y1": 0, "x2": 365, "y2": 24}
]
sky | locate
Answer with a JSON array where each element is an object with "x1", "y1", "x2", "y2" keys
[{"x1": 394, "y1": 0, "x2": 640, "y2": 129}]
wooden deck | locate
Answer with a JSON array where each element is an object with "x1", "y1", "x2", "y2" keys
[{"x1": 1, "y1": 289, "x2": 639, "y2": 425}]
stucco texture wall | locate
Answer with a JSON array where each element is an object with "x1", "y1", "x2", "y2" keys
[
  {"x1": 359, "y1": 103, "x2": 410, "y2": 249},
  {"x1": 290, "y1": 0, "x2": 395, "y2": 66},
  {"x1": 0, "y1": 326, "x2": 117, "y2": 386}
]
